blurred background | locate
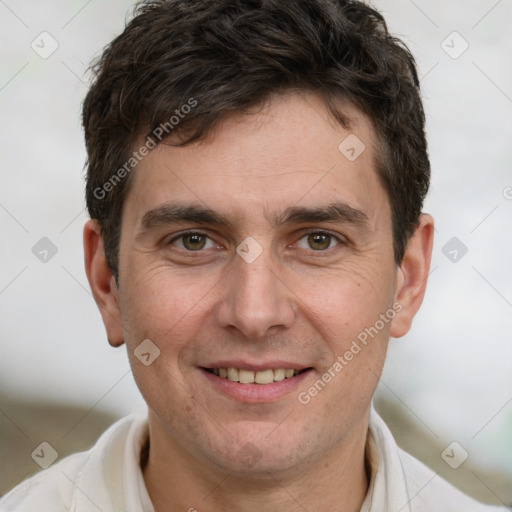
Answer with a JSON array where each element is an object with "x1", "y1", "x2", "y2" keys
[{"x1": 0, "y1": 0, "x2": 511, "y2": 505}]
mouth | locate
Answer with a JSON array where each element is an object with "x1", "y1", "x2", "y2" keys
[
  {"x1": 202, "y1": 367, "x2": 312, "y2": 384},
  {"x1": 199, "y1": 362, "x2": 314, "y2": 402}
]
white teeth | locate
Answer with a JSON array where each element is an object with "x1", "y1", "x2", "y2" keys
[
  {"x1": 273, "y1": 368, "x2": 286, "y2": 381},
  {"x1": 255, "y1": 369, "x2": 274, "y2": 384},
  {"x1": 239, "y1": 369, "x2": 255, "y2": 384},
  {"x1": 227, "y1": 368, "x2": 239, "y2": 382},
  {"x1": 212, "y1": 367, "x2": 305, "y2": 384}
]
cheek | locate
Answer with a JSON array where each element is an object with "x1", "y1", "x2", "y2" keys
[
  {"x1": 118, "y1": 268, "x2": 217, "y2": 371},
  {"x1": 120, "y1": 269, "x2": 213, "y2": 418},
  {"x1": 291, "y1": 261, "x2": 395, "y2": 341}
]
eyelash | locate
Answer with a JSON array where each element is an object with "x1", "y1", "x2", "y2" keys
[{"x1": 167, "y1": 229, "x2": 345, "y2": 253}]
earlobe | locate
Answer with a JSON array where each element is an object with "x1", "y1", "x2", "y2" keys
[
  {"x1": 83, "y1": 219, "x2": 125, "y2": 347},
  {"x1": 390, "y1": 214, "x2": 434, "y2": 338}
]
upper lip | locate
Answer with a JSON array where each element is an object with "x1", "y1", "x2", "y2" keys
[{"x1": 201, "y1": 361, "x2": 311, "y2": 371}]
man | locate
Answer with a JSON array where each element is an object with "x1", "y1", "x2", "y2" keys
[{"x1": 1, "y1": 0, "x2": 506, "y2": 511}]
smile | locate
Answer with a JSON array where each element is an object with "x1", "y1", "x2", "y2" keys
[{"x1": 203, "y1": 367, "x2": 310, "y2": 384}]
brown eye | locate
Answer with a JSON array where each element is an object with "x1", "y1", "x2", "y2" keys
[
  {"x1": 182, "y1": 233, "x2": 207, "y2": 250},
  {"x1": 295, "y1": 231, "x2": 342, "y2": 252},
  {"x1": 169, "y1": 232, "x2": 214, "y2": 251},
  {"x1": 307, "y1": 233, "x2": 332, "y2": 250}
]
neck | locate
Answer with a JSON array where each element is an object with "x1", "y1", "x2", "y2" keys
[{"x1": 143, "y1": 413, "x2": 370, "y2": 512}]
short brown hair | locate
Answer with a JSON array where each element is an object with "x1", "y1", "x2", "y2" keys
[{"x1": 83, "y1": 0, "x2": 430, "y2": 280}]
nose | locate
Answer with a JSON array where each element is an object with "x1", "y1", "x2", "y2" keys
[{"x1": 215, "y1": 248, "x2": 296, "y2": 340}]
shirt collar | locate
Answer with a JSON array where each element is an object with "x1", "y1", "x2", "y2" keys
[
  {"x1": 73, "y1": 414, "x2": 154, "y2": 512},
  {"x1": 73, "y1": 408, "x2": 412, "y2": 512},
  {"x1": 360, "y1": 406, "x2": 413, "y2": 512}
]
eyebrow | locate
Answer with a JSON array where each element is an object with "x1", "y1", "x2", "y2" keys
[
  {"x1": 139, "y1": 201, "x2": 370, "y2": 235},
  {"x1": 272, "y1": 202, "x2": 369, "y2": 228}
]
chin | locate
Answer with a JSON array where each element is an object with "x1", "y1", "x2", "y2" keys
[
  {"x1": 213, "y1": 449, "x2": 302, "y2": 477},
  {"x1": 203, "y1": 423, "x2": 314, "y2": 476}
]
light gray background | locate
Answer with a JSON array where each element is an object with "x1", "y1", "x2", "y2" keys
[{"x1": 1, "y1": 0, "x2": 511, "y2": 504}]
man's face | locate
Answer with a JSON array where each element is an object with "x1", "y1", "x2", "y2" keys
[{"x1": 115, "y1": 92, "x2": 400, "y2": 473}]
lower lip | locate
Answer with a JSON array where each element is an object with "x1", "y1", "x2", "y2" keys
[{"x1": 200, "y1": 368, "x2": 313, "y2": 403}]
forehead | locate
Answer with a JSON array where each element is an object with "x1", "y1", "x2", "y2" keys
[{"x1": 122, "y1": 92, "x2": 387, "y2": 229}]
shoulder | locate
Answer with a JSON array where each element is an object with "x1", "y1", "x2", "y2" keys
[
  {"x1": 398, "y1": 449, "x2": 507, "y2": 512},
  {"x1": 367, "y1": 409, "x2": 508, "y2": 512},
  {"x1": 0, "y1": 414, "x2": 147, "y2": 512},
  {"x1": 0, "y1": 451, "x2": 85, "y2": 512}
]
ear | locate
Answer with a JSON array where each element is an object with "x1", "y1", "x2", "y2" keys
[
  {"x1": 83, "y1": 219, "x2": 124, "y2": 347},
  {"x1": 390, "y1": 214, "x2": 434, "y2": 338}
]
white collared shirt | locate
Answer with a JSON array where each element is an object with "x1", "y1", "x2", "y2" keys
[{"x1": 0, "y1": 410, "x2": 506, "y2": 511}]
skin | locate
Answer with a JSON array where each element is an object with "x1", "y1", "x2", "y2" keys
[{"x1": 84, "y1": 92, "x2": 434, "y2": 512}]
